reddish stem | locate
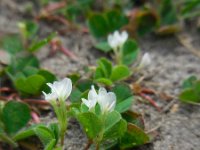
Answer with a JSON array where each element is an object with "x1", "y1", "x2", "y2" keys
[
  {"x1": 141, "y1": 88, "x2": 156, "y2": 95},
  {"x1": 84, "y1": 140, "x2": 93, "y2": 150},
  {"x1": 31, "y1": 111, "x2": 41, "y2": 123},
  {"x1": 0, "y1": 87, "x2": 14, "y2": 92},
  {"x1": 139, "y1": 93, "x2": 161, "y2": 112},
  {"x1": 42, "y1": 1, "x2": 66, "y2": 13},
  {"x1": 59, "y1": 45, "x2": 78, "y2": 61}
]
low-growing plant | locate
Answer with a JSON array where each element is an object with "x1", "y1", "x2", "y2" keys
[
  {"x1": 179, "y1": 75, "x2": 200, "y2": 104},
  {"x1": 42, "y1": 78, "x2": 72, "y2": 148},
  {"x1": 71, "y1": 85, "x2": 149, "y2": 149},
  {"x1": 0, "y1": 101, "x2": 31, "y2": 147},
  {"x1": 0, "y1": 21, "x2": 56, "y2": 97}
]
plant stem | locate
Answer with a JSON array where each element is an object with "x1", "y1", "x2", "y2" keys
[
  {"x1": 95, "y1": 143, "x2": 99, "y2": 150},
  {"x1": 84, "y1": 140, "x2": 93, "y2": 150},
  {"x1": 0, "y1": 133, "x2": 18, "y2": 147}
]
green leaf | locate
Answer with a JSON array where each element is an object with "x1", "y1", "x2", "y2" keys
[
  {"x1": 13, "y1": 128, "x2": 35, "y2": 141},
  {"x1": 122, "y1": 111, "x2": 145, "y2": 129},
  {"x1": 2, "y1": 35, "x2": 23, "y2": 54},
  {"x1": 77, "y1": 112, "x2": 103, "y2": 139},
  {"x1": 2, "y1": 101, "x2": 31, "y2": 135},
  {"x1": 104, "y1": 111, "x2": 121, "y2": 132},
  {"x1": 94, "y1": 41, "x2": 112, "y2": 53},
  {"x1": 48, "y1": 123, "x2": 59, "y2": 145},
  {"x1": 34, "y1": 125, "x2": 55, "y2": 146},
  {"x1": 120, "y1": 123, "x2": 149, "y2": 148},
  {"x1": 106, "y1": 10, "x2": 129, "y2": 32},
  {"x1": 95, "y1": 78, "x2": 113, "y2": 86},
  {"x1": 68, "y1": 73, "x2": 81, "y2": 84},
  {"x1": 24, "y1": 21, "x2": 39, "y2": 39},
  {"x1": 110, "y1": 65, "x2": 130, "y2": 82},
  {"x1": 38, "y1": 69, "x2": 57, "y2": 93},
  {"x1": 122, "y1": 40, "x2": 140, "y2": 65},
  {"x1": 70, "y1": 88, "x2": 83, "y2": 103},
  {"x1": 179, "y1": 80, "x2": 200, "y2": 104},
  {"x1": 76, "y1": 80, "x2": 94, "y2": 92},
  {"x1": 87, "y1": 10, "x2": 128, "y2": 39},
  {"x1": 103, "y1": 119, "x2": 127, "y2": 140},
  {"x1": 159, "y1": 0, "x2": 177, "y2": 25},
  {"x1": 14, "y1": 74, "x2": 46, "y2": 95},
  {"x1": 44, "y1": 139, "x2": 56, "y2": 150},
  {"x1": 28, "y1": 33, "x2": 55, "y2": 52},
  {"x1": 5, "y1": 55, "x2": 39, "y2": 80},
  {"x1": 88, "y1": 13, "x2": 109, "y2": 38},
  {"x1": 181, "y1": 0, "x2": 200, "y2": 18},
  {"x1": 179, "y1": 89, "x2": 200, "y2": 104},
  {"x1": 97, "y1": 58, "x2": 112, "y2": 78},
  {"x1": 112, "y1": 83, "x2": 133, "y2": 103},
  {"x1": 115, "y1": 96, "x2": 133, "y2": 113},
  {"x1": 182, "y1": 75, "x2": 197, "y2": 89},
  {"x1": 22, "y1": 66, "x2": 38, "y2": 77}
]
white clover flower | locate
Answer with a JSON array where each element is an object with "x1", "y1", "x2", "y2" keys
[
  {"x1": 108, "y1": 30, "x2": 128, "y2": 50},
  {"x1": 82, "y1": 86, "x2": 98, "y2": 110},
  {"x1": 138, "y1": 53, "x2": 151, "y2": 69},
  {"x1": 81, "y1": 86, "x2": 116, "y2": 113},
  {"x1": 43, "y1": 92, "x2": 58, "y2": 101},
  {"x1": 97, "y1": 87, "x2": 116, "y2": 113},
  {"x1": 43, "y1": 78, "x2": 72, "y2": 101}
]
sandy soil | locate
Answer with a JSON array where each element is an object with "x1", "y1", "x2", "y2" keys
[{"x1": 0, "y1": 1, "x2": 200, "y2": 150}]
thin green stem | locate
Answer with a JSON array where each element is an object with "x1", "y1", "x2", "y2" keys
[{"x1": 0, "y1": 133, "x2": 18, "y2": 147}]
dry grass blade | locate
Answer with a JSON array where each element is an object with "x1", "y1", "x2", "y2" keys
[{"x1": 177, "y1": 33, "x2": 200, "y2": 58}]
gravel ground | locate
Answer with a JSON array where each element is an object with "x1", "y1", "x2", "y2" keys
[{"x1": 0, "y1": 0, "x2": 200, "y2": 150}]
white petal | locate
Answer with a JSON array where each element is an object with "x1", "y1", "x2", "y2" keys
[
  {"x1": 82, "y1": 98, "x2": 90, "y2": 107},
  {"x1": 139, "y1": 53, "x2": 151, "y2": 69},
  {"x1": 46, "y1": 78, "x2": 72, "y2": 101},
  {"x1": 88, "y1": 85, "x2": 98, "y2": 101},
  {"x1": 43, "y1": 91, "x2": 57, "y2": 101},
  {"x1": 98, "y1": 87, "x2": 107, "y2": 96},
  {"x1": 107, "y1": 30, "x2": 128, "y2": 50},
  {"x1": 107, "y1": 101, "x2": 116, "y2": 112},
  {"x1": 120, "y1": 31, "x2": 128, "y2": 44},
  {"x1": 108, "y1": 34, "x2": 117, "y2": 49},
  {"x1": 60, "y1": 78, "x2": 72, "y2": 100}
]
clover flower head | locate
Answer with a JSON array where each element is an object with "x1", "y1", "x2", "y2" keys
[
  {"x1": 108, "y1": 30, "x2": 128, "y2": 50},
  {"x1": 82, "y1": 86, "x2": 98, "y2": 110},
  {"x1": 97, "y1": 87, "x2": 116, "y2": 113},
  {"x1": 43, "y1": 78, "x2": 72, "y2": 101}
]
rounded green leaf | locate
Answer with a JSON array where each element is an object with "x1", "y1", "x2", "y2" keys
[
  {"x1": 94, "y1": 41, "x2": 112, "y2": 53},
  {"x1": 88, "y1": 14, "x2": 109, "y2": 38},
  {"x1": 104, "y1": 111, "x2": 121, "y2": 132},
  {"x1": 2, "y1": 101, "x2": 31, "y2": 135},
  {"x1": 115, "y1": 96, "x2": 134, "y2": 113},
  {"x1": 97, "y1": 57, "x2": 112, "y2": 78},
  {"x1": 2, "y1": 35, "x2": 23, "y2": 54},
  {"x1": 122, "y1": 40, "x2": 140, "y2": 65},
  {"x1": 120, "y1": 123, "x2": 149, "y2": 148},
  {"x1": 112, "y1": 83, "x2": 133, "y2": 103},
  {"x1": 77, "y1": 112, "x2": 103, "y2": 139},
  {"x1": 106, "y1": 10, "x2": 129, "y2": 32},
  {"x1": 34, "y1": 125, "x2": 55, "y2": 146},
  {"x1": 15, "y1": 75, "x2": 46, "y2": 95},
  {"x1": 103, "y1": 119, "x2": 127, "y2": 140},
  {"x1": 110, "y1": 65, "x2": 131, "y2": 82}
]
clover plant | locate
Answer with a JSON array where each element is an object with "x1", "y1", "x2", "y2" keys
[
  {"x1": 42, "y1": 78, "x2": 72, "y2": 148},
  {"x1": 70, "y1": 84, "x2": 149, "y2": 150},
  {"x1": 0, "y1": 101, "x2": 31, "y2": 147},
  {"x1": 179, "y1": 75, "x2": 200, "y2": 104},
  {"x1": 0, "y1": 21, "x2": 56, "y2": 97}
]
